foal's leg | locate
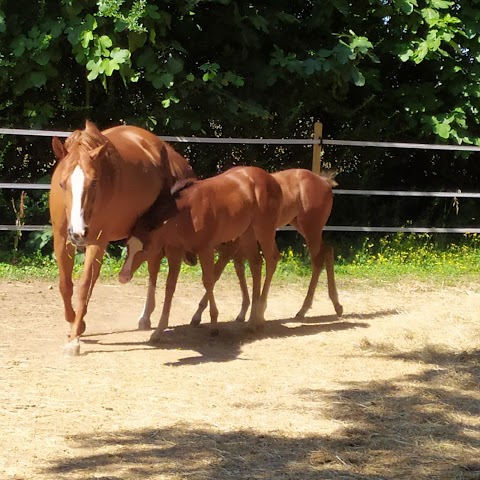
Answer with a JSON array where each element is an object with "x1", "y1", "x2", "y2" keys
[
  {"x1": 294, "y1": 219, "x2": 340, "y2": 318},
  {"x1": 254, "y1": 231, "x2": 280, "y2": 326},
  {"x1": 197, "y1": 248, "x2": 219, "y2": 336},
  {"x1": 149, "y1": 247, "x2": 183, "y2": 342},
  {"x1": 64, "y1": 242, "x2": 106, "y2": 356},
  {"x1": 191, "y1": 243, "x2": 235, "y2": 326},
  {"x1": 238, "y1": 231, "x2": 263, "y2": 329},
  {"x1": 233, "y1": 253, "x2": 250, "y2": 322},
  {"x1": 323, "y1": 244, "x2": 343, "y2": 316},
  {"x1": 138, "y1": 252, "x2": 163, "y2": 330}
]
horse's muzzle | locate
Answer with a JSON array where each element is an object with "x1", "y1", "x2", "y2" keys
[{"x1": 67, "y1": 226, "x2": 89, "y2": 247}]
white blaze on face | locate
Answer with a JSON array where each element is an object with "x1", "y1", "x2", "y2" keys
[{"x1": 70, "y1": 165, "x2": 87, "y2": 236}]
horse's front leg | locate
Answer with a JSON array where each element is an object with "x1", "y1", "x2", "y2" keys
[
  {"x1": 138, "y1": 252, "x2": 163, "y2": 330},
  {"x1": 64, "y1": 242, "x2": 106, "y2": 356},
  {"x1": 53, "y1": 223, "x2": 76, "y2": 324},
  {"x1": 149, "y1": 248, "x2": 183, "y2": 343}
]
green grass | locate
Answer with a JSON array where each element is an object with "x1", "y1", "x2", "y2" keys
[{"x1": 1, "y1": 234, "x2": 480, "y2": 284}]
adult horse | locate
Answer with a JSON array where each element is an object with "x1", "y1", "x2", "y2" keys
[
  {"x1": 118, "y1": 166, "x2": 282, "y2": 340},
  {"x1": 49, "y1": 120, "x2": 195, "y2": 356},
  {"x1": 190, "y1": 168, "x2": 343, "y2": 324}
]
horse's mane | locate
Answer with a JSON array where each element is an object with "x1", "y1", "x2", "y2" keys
[
  {"x1": 65, "y1": 120, "x2": 108, "y2": 152},
  {"x1": 160, "y1": 143, "x2": 196, "y2": 185},
  {"x1": 133, "y1": 178, "x2": 196, "y2": 234}
]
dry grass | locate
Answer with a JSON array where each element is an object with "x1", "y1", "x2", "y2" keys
[{"x1": 0, "y1": 276, "x2": 479, "y2": 479}]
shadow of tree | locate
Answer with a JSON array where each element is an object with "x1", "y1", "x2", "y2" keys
[
  {"x1": 43, "y1": 348, "x2": 480, "y2": 479},
  {"x1": 298, "y1": 347, "x2": 480, "y2": 479},
  {"x1": 42, "y1": 424, "x2": 389, "y2": 480}
]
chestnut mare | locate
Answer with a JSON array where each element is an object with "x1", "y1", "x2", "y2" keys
[
  {"x1": 119, "y1": 166, "x2": 282, "y2": 340},
  {"x1": 190, "y1": 168, "x2": 343, "y2": 324},
  {"x1": 49, "y1": 120, "x2": 195, "y2": 355}
]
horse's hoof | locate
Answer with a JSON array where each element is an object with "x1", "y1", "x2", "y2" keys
[
  {"x1": 235, "y1": 316, "x2": 246, "y2": 323},
  {"x1": 190, "y1": 317, "x2": 201, "y2": 327},
  {"x1": 295, "y1": 310, "x2": 306, "y2": 319},
  {"x1": 138, "y1": 319, "x2": 151, "y2": 330},
  {"x1": 77, "y1": 320, "x2": 87, "y2": 335},
  {"x1": 335, "y1": 304, "x2": 344, "y2": 317},
  {"x1": 246, "y1": 322, "x2": 263, "y2": 333},
  {"x1": 148, "y1": 328, "x2": 166, "y2": 343},
  {"x1": 64, "y1": 338, "x2": 81, "y2": 357}
]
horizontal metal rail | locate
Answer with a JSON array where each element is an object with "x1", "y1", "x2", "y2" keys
[
  {"x1": 2, "y1": 225, "x2": 480, "y2": 234},
  {"x1": 2, "y1": 127, "x2": 480, "y2": 151},
  {"x1": 1, "y1": 183, "x2": 478, "y2": 198},
  {"x1": 1, "y1": 128, "x2": 479, "y2": 234}
]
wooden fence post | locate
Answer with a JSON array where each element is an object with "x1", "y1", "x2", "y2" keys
[{"x1": 311, "y1": 121, "x2": 323, "y2": 174}]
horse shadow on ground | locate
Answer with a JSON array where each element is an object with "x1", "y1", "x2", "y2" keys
[
  {"x1": 43, "y1": 349, "x2": 480, "y2": 480},
  {"x1": 81, "y1": 308, "x2": 399, "y2": 365}
]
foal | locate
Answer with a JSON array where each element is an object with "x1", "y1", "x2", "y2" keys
[
  {"x1": 191, "y1": 168, "x2": 343, "y2": 325},
  {"x1": 119, "y1": 166, "x2": 282, "y2": 340}
]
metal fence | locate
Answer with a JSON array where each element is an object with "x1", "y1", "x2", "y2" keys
[{"x1": 2, "y1": 127, "x2": 480, "y2": 234}]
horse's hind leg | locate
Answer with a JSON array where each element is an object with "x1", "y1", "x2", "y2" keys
[
  {"x1": 138, "y1": 252, "x2": 163, "y2": 330},
  {"x1": 197, "y1": 248, "x2": 219, "y2": 336},
  {"x1": 254, "y1": 231, "x2": 280, "y2": 326},
  {"x1": 191, "y1": 243, "x2": 235, "y2": 326},
  {"x1": 324, "y1": 244, "x2": 343, "y2": 316},
  {"x1": 233, "y1": 253, "x2": 250, "y2": 322},
  {"x1": 295, "y1": 229, "x2": 343, "y2": 319},
  {"x1": 240, "y1": 229, "x2": 268, "y2": 330}
]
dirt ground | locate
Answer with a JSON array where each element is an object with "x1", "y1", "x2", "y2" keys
[{"x1": 1, "y1": 273, "x2": 479, "y2": 479}]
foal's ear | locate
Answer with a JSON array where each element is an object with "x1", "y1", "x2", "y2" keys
[
  {"x1": 88, "y1": 143, "x2": 109, "y2": 161},
  {"x1": 52, "y1": 137, "x2": 67, "y2": 161}
]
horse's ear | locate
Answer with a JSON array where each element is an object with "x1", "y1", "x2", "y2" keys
[
  {"x1": 88, "y1": 142, "x2": 108, "y2": 161},
  {"x1": 52, "y1": 137, "x2": 67, "y2": 161}
]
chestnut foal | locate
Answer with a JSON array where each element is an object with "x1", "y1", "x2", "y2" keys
[
  {"x1": 119, "y1": 166, "x2": 282, "y2": 341},
  {"x1": 191, "y1": 168, "x2": 343, "y2": 325}
]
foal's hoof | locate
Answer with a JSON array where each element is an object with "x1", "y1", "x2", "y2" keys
[
  {"x1": 190, "y1": 317, "x2": 201, "y2": 327},
  {"x1": 64, "y1": 338, "x2": 81, "y2": 357},
  {"x1": 335, "y1": 304, "x2": 344, "y2": 317},
  {"x1": 295, "y1": 310, "x2": 306, "y2": 319},
  {"x1": 138, "y1": 318, "x2": 151, "y2": 330},
  {"x1": 246, "y1": 322, "x2": 264, "y2": 333},
  {"x1": 235, "y1": 316, "x2": 246, "y2": 323},
  {"x1": 148, "y1": 328, "x2": 168, "y2": 344}
]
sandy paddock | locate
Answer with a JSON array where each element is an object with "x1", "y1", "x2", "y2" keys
[{"x1": 1, "y1": 274, "x2": 479, "y2": 479}]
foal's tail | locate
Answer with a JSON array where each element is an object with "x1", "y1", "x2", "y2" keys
[{"x1": 320, "y1": 169, "x2": 339, "y2": 188}]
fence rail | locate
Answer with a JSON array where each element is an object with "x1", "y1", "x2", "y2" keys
[{"x1": 1, "y1": 127, "x2": 479, "y2": 234}]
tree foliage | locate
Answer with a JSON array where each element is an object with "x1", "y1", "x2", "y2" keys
[{"x1": 1, "y1": 0, "x2": 480, "y2": 242}]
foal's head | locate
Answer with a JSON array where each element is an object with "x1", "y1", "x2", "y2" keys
[{"x1": 52, "y1": 120, "x2": 114, "y2": 246}]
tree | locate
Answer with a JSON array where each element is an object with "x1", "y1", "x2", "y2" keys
[{"x1": 0, "y1": 0, "x2": 479, "y2": 239}]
